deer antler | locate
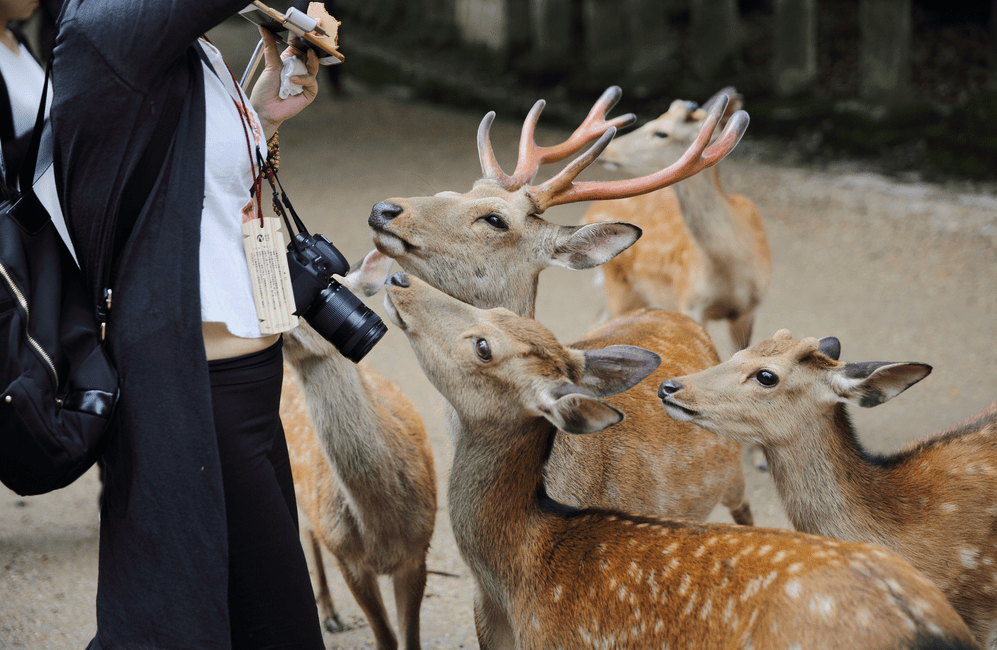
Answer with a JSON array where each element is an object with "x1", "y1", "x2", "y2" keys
[
  {"x1": 526, "y1": 94, "x2": 749, "y2": 212},
  {"x1": 477, "y1": 86, "x2": 636, "y2": 191}
]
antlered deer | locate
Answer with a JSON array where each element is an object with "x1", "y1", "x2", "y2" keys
[
  {"x1": 582, "y1": 87, "x2": 771, "y2": 351},
  {"x1": 659, "y1": 329, "x2": 997, "y2": 647},
  {"x1": 381, "y1": 272, "x2": 979, "y2": 650},
  {"x1": 367, "y1": 87, "x2": 754, "y2": 525},
  {"x1": 280, "y1": 254, "x2": 437, "y2": 650}
]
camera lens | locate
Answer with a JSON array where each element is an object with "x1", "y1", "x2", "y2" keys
[{"x1": 302, "y1": 280, "x2": 388, "y2": 363}]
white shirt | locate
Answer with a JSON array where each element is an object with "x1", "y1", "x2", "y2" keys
[
  {"x1": 0, "y1": 37, "x2": 49, "y2": 139},
  {"x1": 198, "y1": 39, "x2": 268, "y2": 339}
]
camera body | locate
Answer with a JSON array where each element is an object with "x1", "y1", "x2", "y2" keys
[{"x1": 286, "y1": 233, "x2": 386, "y2": 363}]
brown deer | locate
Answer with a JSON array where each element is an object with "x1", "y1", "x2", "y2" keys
[
  {"x1": 380, "y1": 272, "x2": 979, "y2": 650},
  {"x1": 582, "y1": 87, "x2": 771, "y2": 352},
  {"x1": 658, "y1": 329, "x2": 997, "y2": 647},
  {"x1": 280, "y1": 254, "x2": 437, "y2": 650},
  {"x1": 366, "y1": 87, "x2": 755, "y2": 525}
]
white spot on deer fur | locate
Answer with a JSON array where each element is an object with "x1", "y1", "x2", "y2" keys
[
  {"x1": 629, "y1": 539, "x2": 637, "y2": 547},
  {"x1": 694, "y1": 546, "x2": 707, "y2": 558},
  {"x1": 856, "y1": 608, "x2": 872, "y2": 628},
  {"x1": 532, "y1": 615, "x2": 540, "y2": 630},
  {"x1": 600, "y1": 560, "x2": 610, "y2": 571},
  {"x1": 784, "y1": 579, "x2": 802, "y2": 599},
  {"x1": 809, "y1": 595, "x2": 835, "y2": 621},
  {"x1": 597, "y1": 543, "x2": 607, "y2": 553},
  {"x1": 940, "y1": 503, "x2": 958, "y2": 513},
  {"x1": 662, "y1": 542, "x2": 679, "y2": 555},
  {"x1": 723, "y1": 599, "x2": 735, "y2": 624},
  {"x1": 678, "y1": 573, "x2": 692, "y2": 596},
  {"x1": 960, "y1": 548, "x2": 981, "y2": 569},
  {"x1": 787, "y1": 562, "x2": 804, "y2": 574},
  {"x1": 683, "y1": 590, "x2": 698, "y2": 616},
  {"x1": 654, "y1": 619, "x2": 664, "y2": 634},
  {"x1": 757, "y1": 545, "x2": 772, "y2": 557},
  {"x1": 700, "y1": 599, "x2": 712, "y2": 620},
  {"x1": 553, "y1": 585, "x2": 563, "y2": 602},
  {"x1": 771, "y1": 550, "x2": 789, "y2": 564},
  {"x1": 618, "y1": 586, "x2": 628, "y2": 601}
]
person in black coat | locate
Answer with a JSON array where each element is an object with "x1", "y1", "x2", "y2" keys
[{"x1": 51, "y1": 2, "x2": 327, "y2": 648}]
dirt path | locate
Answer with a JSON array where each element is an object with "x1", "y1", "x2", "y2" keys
[{"x1": 3, "y1": 32, "x2": 996, "y2": 650}]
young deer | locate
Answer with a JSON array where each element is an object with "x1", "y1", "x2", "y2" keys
[
  {"x1": 582, "y1": 87, "x2": 771, "y2": 351},
  {"x1": 367, "y1": 87, "x2": 755, "y2": 525},
  {"x1": 659, "y1": 329, "x2": 997, "y2": 647},
  {"x1": 381, "y1": 272, "x2": 979, "y2": 650},
  {"x1": 280, "y1": 254, "x2": 437, "y2": 650}
]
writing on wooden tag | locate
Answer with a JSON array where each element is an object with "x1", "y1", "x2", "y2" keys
[{"x1": 242, "y1": 217, "x2": 298, "y2": 334}]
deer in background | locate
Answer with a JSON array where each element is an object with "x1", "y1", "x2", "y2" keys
[
  {"x1": 280, "y1": 254, "x2": 437, "y2": 650},
  {"x1": 380, "y1": 271, "x2": 979, "y2": 650},
  {"x1": 659, "y1": 329, "x2": 997, "y2": 647},
  {"x1": 583, "y1": 87, "x2": 771, "y2": 352},
  {"x1": 366, "y1": 87, "x2": 756, "y2": 526}
]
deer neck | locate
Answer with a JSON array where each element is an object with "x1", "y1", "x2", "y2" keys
[
  {"x1": 288, "y1": 353, "x2": 399, "y2": 507},
  {"x1": 672, "y1": 167, "x2": 738, "y2": 258},
  {"x1": 763, "y1": 407, "x2": 901, "y2": 547},
  {"x1": 447, "y1": 415, "x2": 552, "y2": 598}
]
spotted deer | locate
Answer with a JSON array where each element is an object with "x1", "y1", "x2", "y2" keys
[
  {"x1": 582, "y1": 87, "x2": 771, "y2": 352},
  {"x1": 658, "y1": 329, "x2": 997, "y2": 647},
  {"x1": 280, "y1": 254, "x2": 437, "y2": 650},
  {"x1": 367, "y1": 87, "x2": 754, "y2": 525},
  {"x1": 381, "y1": 272, "x2": 979, "y2": 650}
]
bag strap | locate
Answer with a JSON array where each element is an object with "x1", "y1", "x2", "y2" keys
[{"x1": 15, "y1": 58, "x2": 51, "y2": 201}]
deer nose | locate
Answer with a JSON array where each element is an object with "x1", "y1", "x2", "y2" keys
[
  {"x1": 387, "y1": 272, "x2": 410, "y2": 288},
  {"x1": 369, "y1": 202, "x2": 403, "y2": 229},
  {"x1": 658, "y1": 380, "x2": 683, "y2": 398}
]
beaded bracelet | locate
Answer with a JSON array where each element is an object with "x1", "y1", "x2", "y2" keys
[{"x1": 266, "y1": 131, "x2": 280, "y2": 172}]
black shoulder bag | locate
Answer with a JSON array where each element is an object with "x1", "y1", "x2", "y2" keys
[{"x1": 0, "y1": 60, "x2": 185, "y2": 496}]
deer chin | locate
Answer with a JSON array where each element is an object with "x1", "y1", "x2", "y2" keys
[
  {"x1": 661, "y1": 396, "x2": 699, "y2": 423},
  {"x1": 371, "y1": 230, "x2": 411, "y2": 258}
]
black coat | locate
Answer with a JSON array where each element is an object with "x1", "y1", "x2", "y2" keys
[{"x1": 52, "y1": 1, "x2": 253, "y2": 648}]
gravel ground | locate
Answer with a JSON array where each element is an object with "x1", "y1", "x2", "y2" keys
[{"x1": 2, "y1": 21, "x2": 996, "y2": 650}]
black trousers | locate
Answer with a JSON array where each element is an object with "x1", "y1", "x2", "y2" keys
[{"x1": 208, "y1": 339, "x2": 325, "y2": 650}]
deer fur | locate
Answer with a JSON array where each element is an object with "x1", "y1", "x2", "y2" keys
[
  {"x1": 381, "y1": 273, "x2": 979, "y2": 650},
  {"x1": 280, "y1": 308, "x2": 437, "y2": 650},
  {"x1": 659, "y1": 328, "x2": 997, "y2": 647},
  {"x1": 583, "y1": 88, "x2": 771, "y2": 351},
  {"x1": 366, "y1": 88, "x2": 753, "y2": 526}
]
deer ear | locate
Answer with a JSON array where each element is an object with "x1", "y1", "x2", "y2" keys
[
  {"x1": 830, "y1": 362, "x2": 932, "y2": 408},
  {"x1": 543, "y1": 390, "x2": 625, "y2": 434},
  {"x1": 549, "y1": 222, "x2": 642, "y2": 270},
  {"x1": 578, "y1": 345, "x2": 661, "y2": 397},
  {"x1": 818, "y1": 337, "x2": 841, "y2": 360}
]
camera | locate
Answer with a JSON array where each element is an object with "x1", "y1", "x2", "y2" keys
[{"x1": 286, "y1": 232, "x2": 387, "y2": 363}]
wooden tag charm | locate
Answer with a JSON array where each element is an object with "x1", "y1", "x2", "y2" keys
[{"x1": 242, "y1": 216, "x2": 299, "y2": 334}]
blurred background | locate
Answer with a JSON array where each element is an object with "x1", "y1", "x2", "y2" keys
[{"x1": 301, "y1": 0, "x2": 997, "y2": 182}]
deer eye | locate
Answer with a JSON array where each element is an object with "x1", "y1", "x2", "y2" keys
[
  {"x1": 654, "y1": 131, "x2": 669, "y2": 139},
  {"x1": 754, "y1": 370, "x2": 779, "y2": 387},
  {"x1": 482, "y1": 214, "x2": 508, "y2": 231},
  {"x1": 474, "y1": 338, "x2": 492, "y2": 361}
]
